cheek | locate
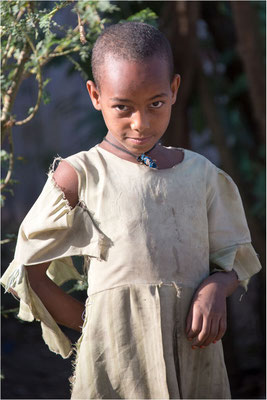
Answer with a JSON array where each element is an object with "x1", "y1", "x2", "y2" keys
[
  {"x1": 101, "y1": 109, "x2": 115, "y2": 126},
  {"x1": 102, "y1": 110, "x2": 128, "y2": 133},
  {"x1": 100, "y1": 111, "x2": 110, "y2": 128},
  {"x1": 153, "y1": 107, "x2": 172, "y2": 128}
]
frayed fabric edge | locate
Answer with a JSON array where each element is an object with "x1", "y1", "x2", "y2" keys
[
  {"x1": 48, "y1": 156, "x2": 74, "y2": 212},
  {"x1": 48, "y1": 156, "x2": 88, "y2": 213},
  {"x1": 69, "y1": 296, "x2": 91, "y2": 394},
  {"x1": 48, "y1": 155, "x2": 63, "y2": 176},
  {"x1": 158, "y1": 281, "x2": 182, "y2": 298}
]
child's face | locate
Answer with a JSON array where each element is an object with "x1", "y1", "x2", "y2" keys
[{"x1": 87, "y1": 55, "x2": 180, "y2": 154}]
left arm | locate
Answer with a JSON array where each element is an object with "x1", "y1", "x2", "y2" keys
[{"x1": 186, "y1": 270, "x2": 239, "y2": 349}]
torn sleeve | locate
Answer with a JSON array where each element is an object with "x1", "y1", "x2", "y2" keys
[
  {"x1": 0, "y1": 169, "x2": 111, "y2": 358},
  {"x1": 207, "y1": 167, "x2": 262, "y2": 290}
]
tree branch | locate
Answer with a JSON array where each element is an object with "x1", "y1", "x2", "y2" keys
[
  {"x1": 1, "y1": 5, "x2": 26, "y2": 70},
  {"x1": 45, "y1": 1, "x2": 72, "y2": 19},
  {"x1": 0, "y1": 128, "x2": 14, "y2": 191},
  {"x1": 1, "y1": 1, "x2": 73, "y2": 141},
  {"x1": 1, "y1": 43, "x2": 30, "y2": 143},
  {"x1": 1, "y1": 34, "x2": 13, "y2": 71},
  {"x1": 0, "y1": 238, "x2": 17, "y2": 245},
  {"x1": 14, "y1": 33, "x2": 43, "y2": 126},
  {"x1": 77, "y1": 12, "x2": 87, "y2": 44}
]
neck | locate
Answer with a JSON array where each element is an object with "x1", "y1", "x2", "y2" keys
[{"x1": 103, "y1": 132, "x2": 158, "y2": 169}]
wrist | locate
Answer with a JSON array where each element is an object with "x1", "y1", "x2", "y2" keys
[
  {"x1": 207, "y1": 270, "x2": 239, "y2": 297},
  {"x1": 197, "y1": 275, "x2": 228, "y2": 299}
]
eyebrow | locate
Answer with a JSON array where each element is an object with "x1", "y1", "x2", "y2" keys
[{"x1": 110, "y1": 93, "x2": 168, "y2": 103}]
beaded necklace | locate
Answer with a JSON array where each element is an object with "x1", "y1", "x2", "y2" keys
[{"x1": 103, "y1": 137, "x2": 158, "y2": 169}]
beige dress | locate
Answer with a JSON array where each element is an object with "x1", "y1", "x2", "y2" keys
[{"x1": 1, "y1": 145, "x2": 262, "y2": 399}]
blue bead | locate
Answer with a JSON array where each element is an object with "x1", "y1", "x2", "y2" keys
[{"x1": 138, "y1": 154, "x2": 157, "y2": 169}]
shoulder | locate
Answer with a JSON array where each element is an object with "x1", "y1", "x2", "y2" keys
[
  {"x1": 181, "y1": 148, "x2": 230, "y2": 180},
  {"x1": 53, "y1": 160, "x2": 79, "y2": 208},
  {"x1": 51, "y1": 146, "x2": 102, "y2": 207},
  {"x1": 63, "y1": 145, "x2": 105, "y2": 180},
  {"x1": 65, "y1": 145, "x2": 101, "y2": 165},
  {"x1": 164, "y1": 146, "x2": 216, "y2": 172},
  {"x1": 167, "y1": 147, "x2": 237, "y2": 189},
  {"x1": 183, "y1": 148, "x2": 214, "y2": 167},
  {"x1": 164, "y1": 146, "x2": 209, "y2": 162}
]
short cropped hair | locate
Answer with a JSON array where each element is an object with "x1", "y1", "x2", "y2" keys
[{"x1": 91, "y1": 22, "x2": 174, "y2": 88}]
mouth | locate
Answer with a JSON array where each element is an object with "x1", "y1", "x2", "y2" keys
[{"x1": 126, "y1": 136, "x2": 153, "y2": 145}]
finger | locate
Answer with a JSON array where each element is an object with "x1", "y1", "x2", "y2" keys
[
  {"x1": 214, "y1": 316, "x2": 227, "y2": 342},
  {"x1": 193, "y1": 316, "x2": 211, "y2": 347},
  {"x1": 201, "y1": 318, "x2": 220, "y2": 347},
  {"x1": 187, "y1": 310, "x2": 203, "y2": 341}
]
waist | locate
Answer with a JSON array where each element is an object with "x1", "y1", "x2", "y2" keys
[{"x1": 87, "y1": 271, "x2": 208, "y2": 296}]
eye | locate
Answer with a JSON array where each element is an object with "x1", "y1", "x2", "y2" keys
[
  {"x1": 150, "y1": 101, "x2": 164, "y2": 109},
  {"x1": 114, "y1": 105, "x2": 129, "y2": 112}
]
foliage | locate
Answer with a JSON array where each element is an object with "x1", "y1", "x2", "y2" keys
[
  {"x1": 124, "y1": 7, "x2": 158, "y2": 26},
  {"x1": 0, "y1": 150, "x2": 18, "y2": 207}
]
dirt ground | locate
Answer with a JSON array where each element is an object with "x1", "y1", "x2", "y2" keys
[
  {"x1": 1, "y1": 316, "x2": 79, "y2": 399},
  {"x1": 1, "y1": 312, "x2": 266, "y2": 399}
]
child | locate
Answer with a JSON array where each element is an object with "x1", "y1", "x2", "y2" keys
[{"x1": 1, "y1": 22, "x2": 262, "y2": 399}]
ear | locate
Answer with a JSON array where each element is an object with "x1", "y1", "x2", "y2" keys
[
  {"x1": 170, "y1": 74, "x2": 181, "y2": 105},
  {"x1": 86, "y1": 80, "x2": 101, "y2": 110}
]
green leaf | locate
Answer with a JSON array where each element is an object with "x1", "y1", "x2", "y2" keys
[
  {"x1": 39, "y1": 14, "x2": 51, "y2": 32},
  {"x1": 28, "y1": 106, "x2": 35, "y2": 115},
  {"x1": 126, "y1": 8, "x2": 158, "y2": 26},
  {"x1": 96, "y1": 1, "x2": 119, "y2": 14},
  {"x1": 42, "y1": 89, "x2": 51, "y2": 105},
  {"x1": 0, "y1": 150, "x2": 10, "y2": 162}
]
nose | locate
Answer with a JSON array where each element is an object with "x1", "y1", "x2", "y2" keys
[{"x1": 130, "y1": 111, "x2": 150, "y2": 132}]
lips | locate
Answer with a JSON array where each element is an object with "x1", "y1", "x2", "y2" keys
[{"x1": 127, "y1": 136, "x2": 152, "y2": 145}]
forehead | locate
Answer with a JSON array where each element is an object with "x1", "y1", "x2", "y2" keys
[{"x1": 99, "y1": 55, "x2": 171, "y2": 97}]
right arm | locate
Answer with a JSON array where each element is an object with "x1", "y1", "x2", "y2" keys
[
  {"x1": 26, "y1": 262, "x2": 84, "y2": 332},
  {"x1": 19, "y1": 161, "x2": 83, "y2": 332}
]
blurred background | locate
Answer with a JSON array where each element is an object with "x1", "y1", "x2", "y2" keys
[{"x1": 1, "y1": 1, "x2": 265, "y2": 398}]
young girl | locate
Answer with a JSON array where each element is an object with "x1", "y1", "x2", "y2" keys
[{"x1": 1, "y1": 22, "x2": 262, "y2": 399}]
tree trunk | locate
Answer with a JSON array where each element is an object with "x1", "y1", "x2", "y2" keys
[
  {"x1": 231, "y1": 1, "x2": 266, "y2": 144},
  {"x1": 160, "y1": 1, "x2": 199, "y2": 149}
]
